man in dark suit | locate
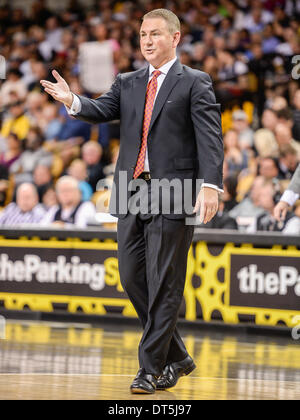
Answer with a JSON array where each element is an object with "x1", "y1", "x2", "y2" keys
[{"x1": 41, "y1": 9, "x2": 224, "y2": 394}]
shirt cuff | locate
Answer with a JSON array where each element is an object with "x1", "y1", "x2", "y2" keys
[
  {"x1": 201, "y1": 183, "x2": 224, "y2": 193},
  {"x1": 280, "y1": 190, "x2": 299, "y2": 207},
  {"x1": 65, "y1": 93, "x2": 82, "y2": 115}
]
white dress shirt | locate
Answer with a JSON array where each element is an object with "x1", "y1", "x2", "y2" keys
[
  {"x1": 280, "y1": 190, "x2": 299, "y2": 207},
  {"x1": 66, "y1": 57, "x2": 223, "y2": 193}
]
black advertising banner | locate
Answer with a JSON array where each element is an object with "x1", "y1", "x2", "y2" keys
[
  {"x1": 1, "y1": 236, "x2": 300, "y2": 328},
  {"x1": 0, "y1": 243, "x2": 124, "y2": 299},
  {"x1": 230, "y1": 254, "x2": 300, "y2": 311}
]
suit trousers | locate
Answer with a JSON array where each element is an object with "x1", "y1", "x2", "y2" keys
[{"x1": 117, "y1": 181, "x2": 195, "y2": 376}]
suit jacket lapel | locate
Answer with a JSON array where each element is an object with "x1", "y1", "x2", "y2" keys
[{"x1": 148, "y1": 59, "x2": 183, "y2": 134}]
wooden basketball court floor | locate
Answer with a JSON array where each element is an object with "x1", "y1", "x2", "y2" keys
[{"x1": 0, "y1": 320, "x2": 299, "y2": 400}]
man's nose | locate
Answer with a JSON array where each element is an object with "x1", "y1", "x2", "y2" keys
[{"x1": 144, "y1": 36, "x2": 153, "y2": 45}]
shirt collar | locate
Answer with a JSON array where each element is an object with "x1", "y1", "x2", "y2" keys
[{"x1": 149, "y1": 56, "x2": 178, "y2": 77}]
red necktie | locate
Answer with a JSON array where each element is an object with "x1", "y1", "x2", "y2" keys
[{"x1": 133, "y1": 70, "x2": 161, "y2": 179}]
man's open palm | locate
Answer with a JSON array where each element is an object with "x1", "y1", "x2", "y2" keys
[{"x1": 40, "y1": 70, "x2": 73, "y2": 108}]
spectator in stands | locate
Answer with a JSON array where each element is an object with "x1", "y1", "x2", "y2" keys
[
  {"x1": 0, "y1": 182, "x2": 46, "y2": 225},
  {"x1": 33, "y1": 164, "x2": 53, "y2": 202},
  {"x1": 229, "y1": 176, "x2": 266, "y2": 226},
  {"x1": 0, "y1": 98, "x2": 31, "y2": 141},
  {"x1": 25, "y1": 91, "x2": 48, "y2": 126},
  {"x1": 0, "y1": 68, "x2": 27, "y2": 108},
  {"x1": 41, "y1": 175, "x2": 96, "y2": 228},
  {"x1": 254, "y1": 108, "x2": 279, "y2": 158},
  {"x1": 0, "y1": 132, "x2": 22, "y2": 170},
  {"x1": 41, "y1": 184, "x2": 58, "y2": 211},
  {"x1": 103, "y1": 141, "x2": 120, "y2": 178},
  {"x1": 10, "y1": 126, "x2": 53, "y2": 186},
  {"x1": 223, "y1": 175, "x2": 238, "y2": 212},
  {"x1": 257, "y1": 157, "x2": 279, "y2": 181},
  {"x1": 28, "y1": 61, "x2": 50, "y2": 93},
  {"x1": 277, "y1": 107, "x2": 294, "y2": 131},
  {"x1": 278, "y1": 144, "x2": 298, "y2": 180},
  {"x1": 247, "y1": 180, "x2": 299, "y2": 233},
  {"x1": 232, "y1": 110, "x2": 254, "y2": 150},
  {"x1": 67, "y1": 159, "x2": 93, "y2": 201},
  {"x1": 81, "y1": 141, "x2": 104, "y2": 192},
  {"x1": 243, "y1": 6, "x2": 273, "y2": 33},
  {"x1": 44, "y1": 15, "x2": 64, "y2": 57},
  {"x1": 271, "y1": 96, "x2": 288, "y2": 112},
  {"x1": 224, "y1": 129, "x2": 249, "y2": 176},
  {"x1": 40, "y1": 102, "x2": 63, "y2": 140},
  {"x1": 274, "y1": 123, "x2": 300, "y2": 158},
  {"x1": 262, "y1": 23, "x2": 280, "y2": 54}
]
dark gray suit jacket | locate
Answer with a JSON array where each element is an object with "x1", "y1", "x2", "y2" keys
[
  {"x1": 73, "y1": 59, "x2": 224, "y2": 219},
  {"x1": 288, "y1": 164, "x2": 300, "y2": 195}
]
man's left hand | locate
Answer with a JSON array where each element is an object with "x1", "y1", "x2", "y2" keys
[{"x1": 193, "y1": 187, "x2": 219, "y2": 224}]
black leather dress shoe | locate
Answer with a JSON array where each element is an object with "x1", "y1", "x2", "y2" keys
[
  {"x1": 156, "y1": 355, "x2": 196, "y2": 390},
  {"x1": 130, "y1": 368, "x2": 158, "y2": 394}
]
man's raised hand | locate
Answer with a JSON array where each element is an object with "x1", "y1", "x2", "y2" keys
[{"x1": 40, "y1": 70, "x2": 73, "y2": 108}]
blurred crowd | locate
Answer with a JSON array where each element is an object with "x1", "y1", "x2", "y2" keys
[{"x1": 0, "y1": 0, "x2": 300, "y2": 233}]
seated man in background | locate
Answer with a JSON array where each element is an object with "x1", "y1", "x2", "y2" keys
[
  {"x1": 41, "y1": 175, "x2": 96, "y2": 228},
  {"x1": 247, "y1": 180, "x2": 299, "y2": 234},
  {"x1": 229, "y1": 176, "x2": 266, "y2": 225},
  {"x1": 0, "y1": 182, "x2": 46, "y2": 225}
]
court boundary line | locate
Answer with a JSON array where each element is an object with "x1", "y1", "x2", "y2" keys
[{"x1": 0, "y1": 373, "x2": 299, "y2": 384}]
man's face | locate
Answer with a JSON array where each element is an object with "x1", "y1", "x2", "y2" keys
[
  {"x1": 258, "y1": 185, "x2": 274, "y2": 211},
  {"x1": 250, "y1": 178, "x2": 264, "y2": 204},
  {"x1": 275, "y1": 125, "x2": 291, "y2": 145},
  {"x1": 140, "y1": 17, "x2": 180, "y2": 68},
  {"x1": 17, "y1": 188, "x2": 38, "y2": 212},
  {"x1": 282, "y1": 152, "x2": 298, "y2": 170},
  {"x1": 262, "y1": 110, "x2": 277, "y2": 130},
  {"x1": 294, "y1": 90, "x2": 300, "y2": 110},
  {"x1": 259, "y1": 159, "x2": 278, "y2": 179},
  {"x1": 57, "y1": 184, "x2": 80, "y2": 207},
  {"x1": 82, "y1": 147, "x2": 102, "y2": 165}
]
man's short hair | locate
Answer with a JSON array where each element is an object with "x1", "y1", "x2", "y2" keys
[
  {"x1": 142, "y1": 9, "x2": 181, "y2": 34},
  {"x1": 16, "y1": 182, "x2": 39, "y2": 199},
  {"x1": 279, "y1": 143, "x2": 297, "y2": 158},
  {"x1": 55, "y1": 176, "x2": 79, "y2": 192},
  {"x1": 276, "y1": 107, "x2": 293, "y2": 121}
]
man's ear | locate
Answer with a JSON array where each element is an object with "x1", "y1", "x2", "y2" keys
[{"x1": 173, "y1": 31, "x2": 181, "y2": 48}]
